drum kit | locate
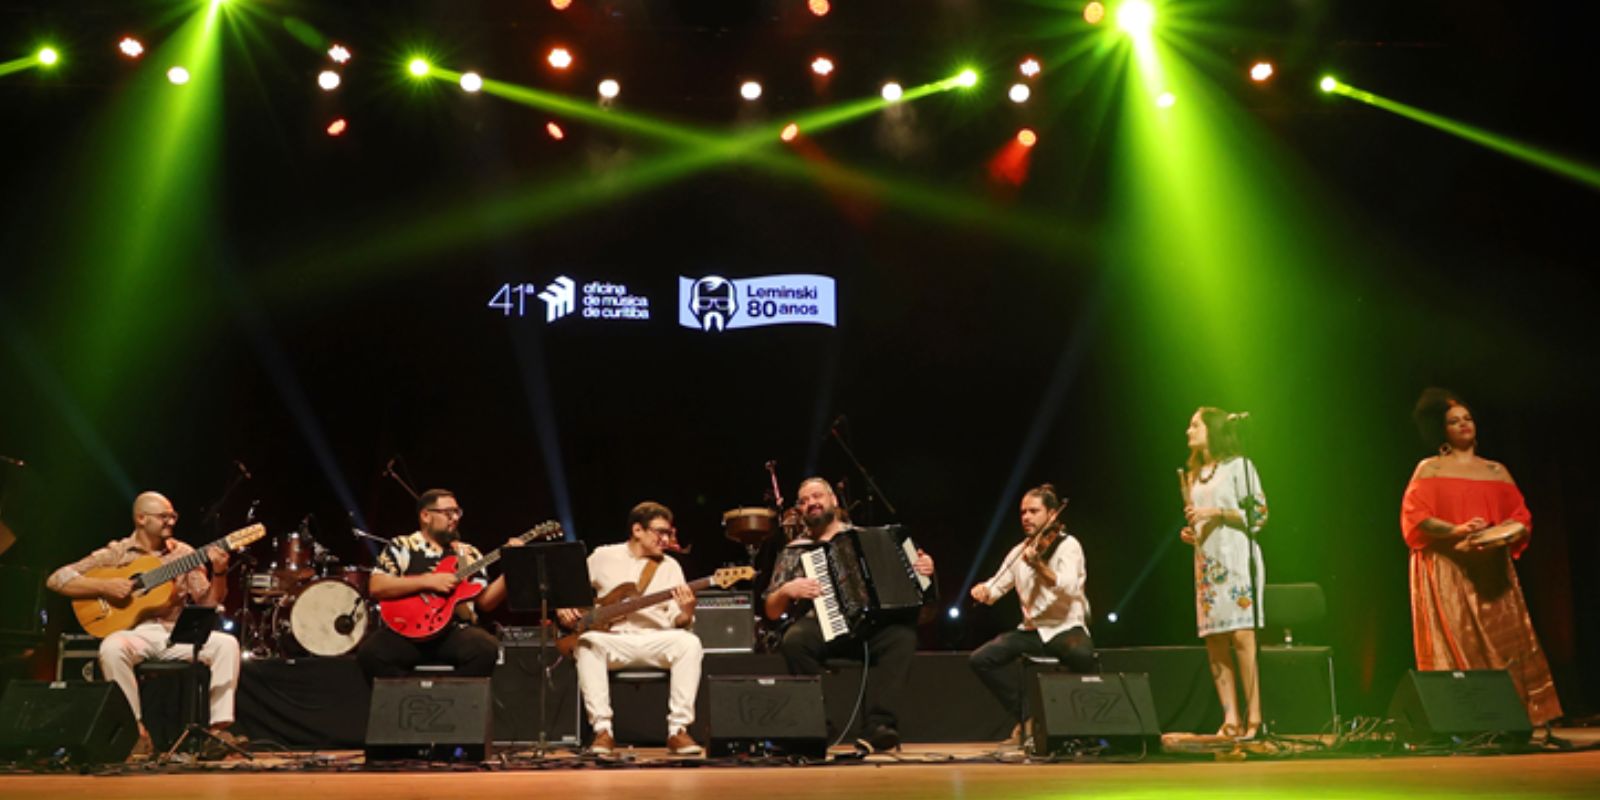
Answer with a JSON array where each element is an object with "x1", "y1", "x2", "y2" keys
[{"x1": 237, "y1": 528, "x2": 372, "y2": 659}]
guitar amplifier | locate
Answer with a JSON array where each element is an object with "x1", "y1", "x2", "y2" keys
[
  {"x1": 57, "y1": 634, "x2": 103, "y2": 682},
  {"x1": 692, "y1": 591, "x2": 755, "y2": 653}
]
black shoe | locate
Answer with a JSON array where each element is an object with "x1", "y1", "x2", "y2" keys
[{"x1": 855, "y1": 725, "x2": 901, "y2": 754}]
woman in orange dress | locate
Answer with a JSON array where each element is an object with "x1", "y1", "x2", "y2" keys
[{"x1": 1400, "y1": 388, "x2": 1561, "y2": 725}]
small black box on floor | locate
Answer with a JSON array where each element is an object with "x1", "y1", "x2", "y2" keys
[
  {"x1": 693, "y1": 591, "x2": 756, "y2": 653},
  {"x1": 56, "y1": 634, "x2": 102, "y2": 682},
  {"x1": 1386, "y1": 669, "x2": 1531, "y2": 745},
  {"x1": 0, "y1": 679, "x2": 139, "y2": 764},
  {"x1": 492, "y1": 638, "x2": 581, "y2": 746},
  {"x1": 706, "y1": 676, "x2": 827, "y2": 759},
  {"x1": 365, "y1": 677, "x2": 494, "y2": 762},
  {"x1": 1028, "y1": 672, "x2": 1160, "y2": 755}
]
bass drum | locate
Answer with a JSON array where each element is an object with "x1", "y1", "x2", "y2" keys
[{"x1": 284, "y1": 578, "x2": 370, "y2": 657}]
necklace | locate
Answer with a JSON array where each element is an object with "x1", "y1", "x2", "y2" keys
[{"x1": 1199, "y1": 462, "x2": 1219, "y2": 483}]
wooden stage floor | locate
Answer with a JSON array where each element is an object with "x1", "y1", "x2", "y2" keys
[{"x1": 3, "y1": 732, "x2": 1598, "y2": 799}]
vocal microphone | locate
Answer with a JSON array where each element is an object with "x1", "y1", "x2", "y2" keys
[
  {"x1": 233, "y1": 460, "x2": 252, "y2": 480},
  {"x1": 1227, "y1": 412, "x2": 1251, "y2": 422}
]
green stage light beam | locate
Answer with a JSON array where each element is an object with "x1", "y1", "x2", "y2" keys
[
  {"x1": 1326, "y1": 78, "x2": 1600, "y2": 191},
  {"x1": 1, "y1": 47, "x2": 59, "y2": 77}
]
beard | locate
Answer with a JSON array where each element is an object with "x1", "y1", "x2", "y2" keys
[
  {"x1": 803, "y1": 506, "x2": 837, "y2": 531},
  {"x1": 432, "y1": 527, "x2": 460, "y2": 543}
]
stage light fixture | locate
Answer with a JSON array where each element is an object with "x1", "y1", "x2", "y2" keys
[
  {"x1": 326, "y1": 118, "x2": 347, "y2": 136},
  {"x1": 1319, "y1": 75, "x2": 1338, "y2": 93},
  {"x1": 740, "y1": 80, "x2": 763, "y2": 100},
  {"x1": 947, "y1": 607, "x2": 961, "y2": 620},
  {"x1": 546, "y1": 121, "x2": 565, "y2": 140},
  {"x1": 317, "y1": 70, "x2": 340, "y2": 91},
  {"x1": 118, "y1": 37, "x2": 144, "y2": 59},
  {"x1": 811, "y1": 56, "x2": 834, "y2": 76},
  {"x1": 1250, "y1": 61, "x2": 1275, "y2": 83},
  {"x1": 1008, "y1": 83, "x2": 1030, "y2": 103},
  {"x1": 1156, "y1": 91, "x2": 1176, "y2": 108},
  {"x1": 551, "y1": 0, "x2": 573, "y2": 9},
  {"x1": 1019, "y1": 58, "x2": 1041, "y2": 78},
  {"x1": 1017, "y1": 128, "x2": 1037, "y2": 147},
  {"x1": 167, "y1": 66, "x2": 190, "y2": 85},
  {"x1": 460, "y1": 71, "x2": 483, "y2": 93},
  {"x1": 780, "y1": 122, "x2": 799, "y2": 142},
  {"x1": 1107, "y1": 611, "x2": 1120, "y2": 623},
  {"x1": 881, "y1": 81, "x2": 903, "y2": 102},
  {"x1": 37, "y1": 47, "x2": 59, "y2": 66},
  {"x1": 597, "y1": 78, "x2": 620, "y2": 99},
  {"x1": 809, "y1": 0, "x2": 831, "y2": 16},
  {"x1": 547, "y1": 47, "x2": 573, "y2": 70},
  {"x1": 1117, "y1": 0, "x2": 1155, "y2": 37},
  {"x1": 407, "y1": 58, "x2": 430, "y2": 78},
  {"x1": 955, "y1": 68, "x2": 979, "y2": 88},
  {"x1": 328, "y1": 44, "x2": 351, "y2": 64},
  {"x1": 1084, "y1": 2, "x2": 1106, "y2": 25}
]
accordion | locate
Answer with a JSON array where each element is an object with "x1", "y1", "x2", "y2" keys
[{"x1": 796, "y1": 525, "x2": 935, "y2": 641}]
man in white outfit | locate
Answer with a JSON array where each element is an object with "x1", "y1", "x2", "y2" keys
[
  {"x1": 46, "y1": 491, "x2": 244, "y2": 759},
  {"x1": 558, "y1": 501, "x2": 703, "y2": 756}
]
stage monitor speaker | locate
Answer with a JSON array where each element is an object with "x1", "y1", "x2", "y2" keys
[
  {"x1": 0, "y1": 679, "x2": 139, "y2": 764},
  {"x1": 365, "y1": 676, "x2": 493, "y2": 762},
  {"x1": 1386, "y1": 669, "x2": 1531, "y2": 745},
  {"x1": 1028, "y1": 672, "x2": 1160, "y2": 755},
  {"x1": 692, "y1": 591, "x2": 756, "y2": 653},
  {"x1": 706, "y1": 676, "x2": 827, "y2": 759},
  {"x1": 491, "y1": 640, "x2": 580, "y2": 746}
]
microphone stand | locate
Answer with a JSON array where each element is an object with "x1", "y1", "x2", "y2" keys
[
  {"x1": 381, "y1": 456, "x2": 420, "y2": 501},
  {"x1": 828, "y1": 423, "x2": 897, "y2": 524},
  {"x1": 1233, "y1": 420, "x2": 1267, "y2": 741},
  {"x1": 198, "y1": 462, "x2": 251, "y2": 538}
]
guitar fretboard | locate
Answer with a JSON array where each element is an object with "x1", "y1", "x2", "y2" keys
[
  {"x1": 452, "y1": 523, "x2": 562, "y2": 579},
  {"x1": 589, "y1": 576, "x2": 716, "y2": 627},
  {"x1": 138, "y1": 535, "x2": 232, "y2": 589}
]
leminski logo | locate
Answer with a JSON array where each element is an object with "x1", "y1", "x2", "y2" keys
[{"x1": 537, "y1": 276, "x2": 577, "y2": 323}]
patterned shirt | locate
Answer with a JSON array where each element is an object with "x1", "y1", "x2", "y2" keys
[
  {"x1": 47, "y1": 534, "x2": 212, "y2": 626},
  {"x1": 376, "y1": 531, "x2": 491, "y2": 624}
]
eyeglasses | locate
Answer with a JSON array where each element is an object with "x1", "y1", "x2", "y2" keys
[
  {"x1": 141, "y1": 512, "x2": 179, "y2": 523},
  {"x1": 647, "y1": 526, "x2": 677, "y2": 537},
  {"x1": 424, "y1": 507, "x2": 464, "y2": 519}
]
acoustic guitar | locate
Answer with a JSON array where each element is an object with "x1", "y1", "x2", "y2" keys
[
  {"x1": 379, "y1": 521, "x2": 564, "y2": 639},
  {"x1": 554, "y1": 565, "x2": 755, "y2": 656},
  {"x1": 72, "y1": 523, "x2": 267, "y2": 638}
]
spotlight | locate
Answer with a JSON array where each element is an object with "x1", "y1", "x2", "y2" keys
[
  {"x1": 1116, "y1": 0, "x2": 1155, "y2": 37},
  {"x1": 407, "y1": 58, "x2": 430, "y2": 78},
  {"x1": 1019, "y1": 57, "x2": 1041, "y2": 78},
  {"x1": 881, "y1": 81, "x2": 903, "y2": 102},
  {"x1": 811, "y1": 56, "x2": 834, "y2": 76},
  {"x1": 118, "y1": 37, "x2": 144, "y2": 59},
  {"x1": 1250, "y1": 61, "x2": 1275, "y2": 83},
  {"x1": 547, "y1": 47, "x2": 573, "y2": 70},
  {"x1": 1107, "y1": 611, "x2": 1120, "y2": 623},
  {"x1": 317, "y1": 70, "x2": 341, "y2": 91},
  {"x1": 326, "y1": 118, "x2": 348, "y2": 137},
  {"x1": 460, "y1": 71, "x2": 483, "y2": 92},
  {"x1": 1084, "y1": 2, "x2": 1106, "y2": 25},
  {"x1": 955, "y1": 68, "x2": 979, "y2": 88},
  {"x1": 808, "y1": 0, "x2": 831, "y2": 16},
  {"x1": 1156, "y1": 91, "x2": 1176, "y2": 108},
  {"x1": 37, "y1": 47, "x2": 59, "y2": 66},
  {"x1": 1319, "y1": 75, "x2": 1338, "y2": 93},
  {"x1": 167, "y1": 66, "x2": 190, "y2": 85},
  {"x1": 780, "y1": 122, "x2": 799, "y2": 142},
  {"x1": 740, "y1": 80, "x2": 763, "y2": 100},
  {"x1": 546, "y1": 121, "x2": 565, "y2": 140},
  {"x1": 328, "y1": 44, "x2": 352, "y2": 64},
  {"x1": 947, "y1": 607, "x2": 961, "y2": 620},
  {"x1": 551, "y1": 0, "x2": 573, "y2": 9},
  {"x1": 1008, "y1": 83, "x2": 1031, "y2": 103},
  {"x1": 1017, "y1": 128, "x2": 1037, "y2": 147},
  {"x1": 597, "y1": 78, "x2": 620, "y2": 99}
]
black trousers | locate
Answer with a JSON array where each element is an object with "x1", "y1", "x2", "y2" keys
[
  {"x1": 969, "y1": 627, "x2": 1097, "y2": 723},
  {"x1": 356, "y1": 624, "x2": 500, "y2": 680},
  {"x1": 778, "y1": 616, "x2": 916, "y2": 733}
]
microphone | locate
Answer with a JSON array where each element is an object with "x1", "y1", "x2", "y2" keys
[
  {"x1": 764, "y1": 460, "x2": 777, "y2": 471},
  {"x1": 1227, "y1": 412, "x2": 1251, "y2": 422},
  {"x1": 830, "y1": 414, "x2": 847, "y2": 430},
  {"x1": 233, "y1": 460, "x2": 252, "y2": 480}
]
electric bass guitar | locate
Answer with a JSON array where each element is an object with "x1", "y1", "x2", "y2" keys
[
  {"x1": 554, "y1": 565, "x2": 755, "y2": 656},
  {"x1": 379, "y1": 521, "x2": 564, "y2": 639},
  {"x1": 72, "y1": 523, "x2": 267, "y2": 638}
]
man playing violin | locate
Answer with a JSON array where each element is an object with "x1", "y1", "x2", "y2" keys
[{"x1": 968, "y1": 483, "x2": 1096, "y2": 743}]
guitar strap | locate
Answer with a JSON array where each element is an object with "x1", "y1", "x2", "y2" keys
[{"x1": 637, "y1": 558, "x2": 661, "y2": 595}]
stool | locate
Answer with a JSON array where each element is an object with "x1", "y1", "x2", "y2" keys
[{"x1": 135, "y1": 660, "x2": 211, "y2": 753}]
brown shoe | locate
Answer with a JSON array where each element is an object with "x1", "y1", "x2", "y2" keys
[
  {"x1": 127, "y1": 732, "x2": 154, "y2": 762},
  {"x1": 200, "y1": 728, "x2": 250, "y2": 761},
  {"x1": 666, "y1": 730, "x2": 703, "y2": 756},
  {"x1": 588, "y1": 729, "x2": 615, "y2": 755}
]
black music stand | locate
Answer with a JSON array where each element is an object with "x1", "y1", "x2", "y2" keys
[
  {"x1": 159, "y1": 605, "x2": 251, "y2": 761},
  {"x1": 503, "y1": 542, "x2": 591, "y2": 754}
]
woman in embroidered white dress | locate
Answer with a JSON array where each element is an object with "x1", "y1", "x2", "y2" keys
[{"x1": 1179, "y1": 407, "x2": 1269, "y2": 740}]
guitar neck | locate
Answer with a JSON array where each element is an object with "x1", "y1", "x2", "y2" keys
[
  {"x1": 139, "y1": 534, "x2": 231, "y2": 589},
  {"x1": 591, "y1": 575, "x2": 715, "y2": 626}
]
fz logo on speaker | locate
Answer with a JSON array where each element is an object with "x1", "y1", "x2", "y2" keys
[
  {"x1": 398, "y1": 695, "x2": 456, "y2": 733},
  {"x1": 537, "y1": 276, "x2": 577, "y2": 323}
]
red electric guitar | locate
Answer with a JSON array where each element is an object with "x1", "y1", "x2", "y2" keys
[{"x1": 379, "y1": 521, "x2": 563, "y2": 639}]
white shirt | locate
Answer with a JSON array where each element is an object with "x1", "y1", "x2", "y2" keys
[
  {"x1": 982, "y1": 533, "x2": 1090, "y2": 642},
  {"x1": 586, "y1": 543, "x2": 688, "y2": 632}
]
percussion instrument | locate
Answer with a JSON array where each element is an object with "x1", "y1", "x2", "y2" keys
[
  {"x1": 282, "y1": 578, "x2": 370, "y2": 657},
  {"x1": 1467, "y1": 520, "x2": 1526, "y2": 549},
  {"x1": 723, "y1": 507, "x2": 777, "y2": 548}
]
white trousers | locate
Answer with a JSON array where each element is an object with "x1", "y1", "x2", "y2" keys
[
  {"x1": 98, "y1": 620, "x2": 242, "y2": 726},
  {"x1": 575, "y1": 628, "x2": 702, "y2": 736}
]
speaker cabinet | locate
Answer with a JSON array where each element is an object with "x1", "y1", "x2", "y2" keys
[
  {"x1": 365, "y1": 677, "x2": 493, "y2": 762},
  {"x1": 1387, "y1": 669, "x2": 1531, "y2": 745},
  {"x1": 1028, "y1": 672, "x2": 1160, "y2": 755},
  {"x1": 491, "y1": 642, "x2": 580, "y2": 746},
  {"x1": 0, "y1": 680, "x2": 139, "y2": 764},
  {"x1": 706, "y1": 676, "x2": 827, "y2": 759}
]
